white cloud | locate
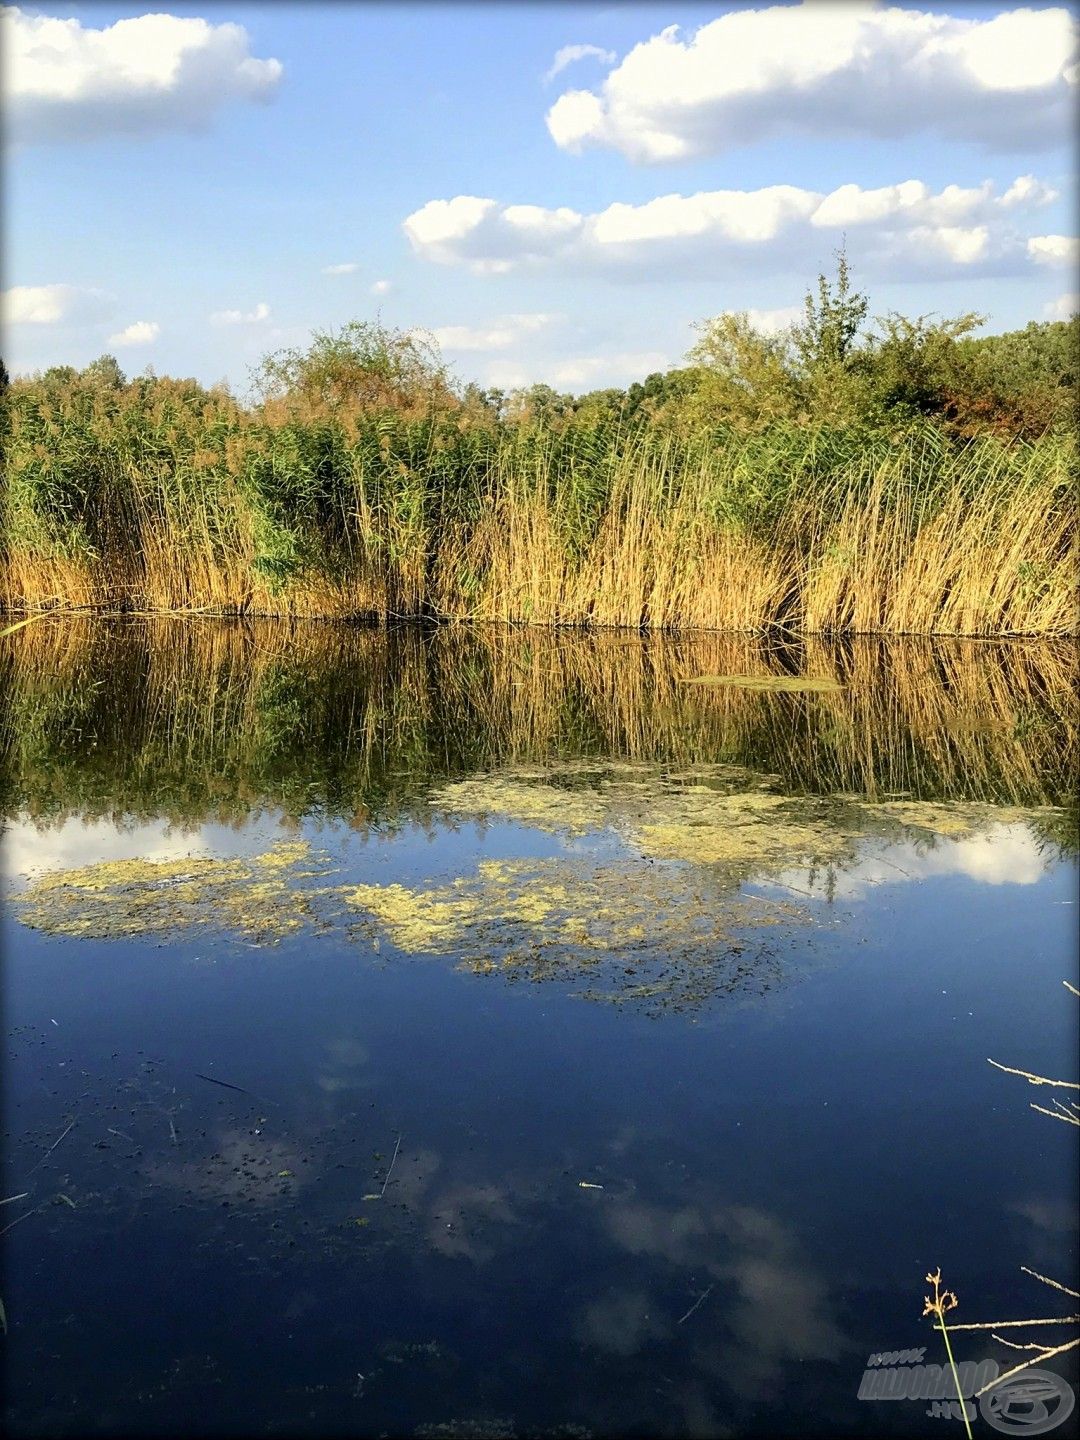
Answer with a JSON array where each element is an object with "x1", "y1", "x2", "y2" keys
[
  {"x1": 1, "y1": 815, "x2": 287, "y2": 883},
  {"x1": 999, "y1": 174, "x2": 1060, "y2": 209},
  {"x1": 548, "y1": 350, "x2": 668, "y2": 388},
  {"x1": 1027, "y1": 234, "x2": 1080, "y2": 267},
  {"x1": 108, "y1": 320, "x2": 159, "y2": 346},
  {"x1": 545, "y1": 6, "x2": 1078, "y2": 162},
  {"x1": 3, "y1": 6, "x2": 283, "y2": 145},
  {"x1": 1044, "y1": 292, "x2": 1079, "y2": 319},
  {"x1": 544, "y1": 43, "x2": 616, "y2": 85},
  {"x1": 209, "y1": 302, "x2": 270, "y2": 325},
  {"x1": 322, "y1": 262, "x2": 358, "y2": 276},
  {"x1": 403, "y1": 175, "x2": 1056, "y2": 281},
  {"x1": 766, "y1": 822, "x2": 1050, "y2": 903},
  {"x1": 370, "y1": 279, "x2": 393, "y2": 296},
  {"x1": 431, "y1": 312, "x2": 559, "y2": 351},
  {"x1": 2, "y1": 282, "x2": 114, "y2": 325},
  {"x1": 744, "y1": 306, "x2": 803, "y2": 335}
]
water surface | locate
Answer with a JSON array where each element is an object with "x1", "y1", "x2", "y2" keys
[{"x1": 2, "y1": 620, "x2": 1077, "y2": 1437}]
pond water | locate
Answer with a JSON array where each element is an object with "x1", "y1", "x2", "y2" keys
[{"x1": 2, "y1": 619, "x2": 1077, "y2": 1438}]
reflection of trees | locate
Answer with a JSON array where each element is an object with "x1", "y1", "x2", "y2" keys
[{"x1": 1, "y1": 619, "x2": 1075, "y2": 834}]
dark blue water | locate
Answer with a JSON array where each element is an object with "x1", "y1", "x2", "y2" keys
[{"x1": 2, "y1": 622, "x2": 1077, "y2": 1437}]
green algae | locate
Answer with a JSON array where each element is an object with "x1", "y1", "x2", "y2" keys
[
  {"x1": 15, "y1": 840, "x2": 339, "y2": 943},
  {"x1": 346, "y1": 855, "x2": 812, "y2": 1010},
  {"x1": 429, "y1": 763, "x2": 1060, "y2": 868},
  {"x1": 11, "y1": 763, "x2": 1063, "y2": 1014}
]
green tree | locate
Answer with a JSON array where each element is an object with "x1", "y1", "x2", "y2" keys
[
  {"x1": 686, "y1": 312, "x2": 799, "y2": 429},
  {"x1": 791, "y1": 249, "x2": 868, "y2": 371},
  {"x1": 253, "y1": 320, "x2": 456, "y2": 419},
  {"x1": 81, "y1": 354, "x2": 127, "y2": 389}
]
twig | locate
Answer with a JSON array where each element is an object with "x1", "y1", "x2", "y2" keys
[
  {"x1": 25, "y1": 1120, "x2": 75, "y2": 1177},
  {"x1": 0, "y1": 1203, "x2": 45, "y2": 1237},
  {"x1": 1, "y1": 1192, "x2": 30, "y2": 1206},
  {"x1": 943, "y1": 1316, "x2": 1079, "y2": 1331},
  {"x1": 378, "y1": 1133, "x2": 402, "y2": 1198},
  {"x1": 987, "y1": 1058, "x2": 1079, "y2": 1089},
  {"x1": 1030, "y1": 1102, "x2": 1080, "y2": 1123},
  {"x1": 1021, "y1": 1266, "x2": 1079, "y2": 1299},
  {"x1": 677, "y1": 1283, "x2": 715, "y2": 1326},
  {"x1": 974, "y1": 1337, "x2": 1080, "y2": 1398},
  {"x1": 194, "y1": 1072, "x2": 255, "y2": 1096}
]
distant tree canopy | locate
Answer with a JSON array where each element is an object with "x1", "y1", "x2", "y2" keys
[
  {"x1": 681, "y1": 252, "x2": 1077, "y2": 439},
  {"x1": 4, "y1": 257, "x2": 1076, "y2": 443}
]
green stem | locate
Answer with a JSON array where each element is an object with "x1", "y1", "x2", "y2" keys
[{"x1": 937, "y1": 1318, "x2": 974, "y2": 1440}]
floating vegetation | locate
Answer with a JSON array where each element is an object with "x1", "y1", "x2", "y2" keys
[
  {"x1": 346, "y1": 855, "x2": 811, "y2": 1010},
  {"x1": 862, "y1": 800, "x2": 1053, "y2": 838},
  {"x1": 15, "y1": 840, "x2": 340, "y2": 943},
  {"x1": 433, "y1": 766, "x2": 857, "y2": 872},
  {"x1": 431, "y1": 764, "x2": 1062, "y2": 869},
  {"x1": 678, "y1": 674, "x2": 844, "y2": 692},
  {"x1": 10, "y1": 761, "x2": 1065, "y2": 1014}
]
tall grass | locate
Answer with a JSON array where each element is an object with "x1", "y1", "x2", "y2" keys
[{"x1": 2, "y1": 376, "x2": 1076, "y2": 634}]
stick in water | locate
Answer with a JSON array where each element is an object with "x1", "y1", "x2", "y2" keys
[
  {"x1": 194, "y1": 1072, "x2": 255, "y2": 1096},
  {"x1": 379, "y1": 1134, "x2": 402, "y2": 1198},
  {"x1": 25, "y1": 1120, "x2": 75, "y2": 1178}
]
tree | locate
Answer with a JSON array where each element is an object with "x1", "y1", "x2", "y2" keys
[
  {"x1": 252, "y1": 320, "x2": 457, "y2": 419},
  {"x1": 864, "y1": 311, "x2": 984, "y2": 419},
  {"x1": 505, "y1": 383, "x2": 573, "y2": 426},
  {"x1": 791, "y1": 248, "x2": 868, "y2": 372},
  {"x1": 81, "y1": 354, "x2": 127, "y2": 389},
  {"x1": 686, "y1": 312, "x2": 799, "y2": 429}
]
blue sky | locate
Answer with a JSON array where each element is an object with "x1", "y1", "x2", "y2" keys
[{"x1": 4, "y1": 1, "x2": 1077, "y2": 394}]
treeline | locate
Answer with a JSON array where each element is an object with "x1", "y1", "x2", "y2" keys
[{"x1": 1, "y1": 261, "x2": 1076, "y2": 634}]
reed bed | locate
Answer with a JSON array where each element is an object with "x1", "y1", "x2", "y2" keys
[{"x1": 2, "y1": 379, "x2": 1076, "y2": 636}]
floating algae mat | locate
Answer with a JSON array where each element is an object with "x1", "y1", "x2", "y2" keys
[
  {"x1": 11, "y1": 758, "x2": 1062, "y2": 1018},
  {"x1": 14, "y1": 840, "x2": 343, "y2": 942},
  {"x1": 346, "y1": 856, "x2": 812, "y2": 1009},
  {"x1": 428, "y1": 763, "x2": 1046, "y2": 872},
  {"x1": 678, "y1": 674, "x2": 845, "y2": 692}
]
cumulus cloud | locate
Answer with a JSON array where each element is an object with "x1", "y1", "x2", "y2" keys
[
  {"x1": 1, "y1": 814, "x2": 287, "y2": 882},
  {"x1": 3, "y1": 6, "x2": 283, "y2": 145},
  {"x1": 210, "y1": 302, "x2": 270, "y2": 325},
  {"x1": 547, "y1": 350, "x2": 668, "y2": 388},
  {"x1": 544, "y1": 43, "x2": 616, "y2": 85},
  {"x1": 431, "y1": 312, "x2": 559, "y2": 351},
  {"x1": 109, "y1": 320, "x2": 159, "y2": 346},
  {"x1": 322, "y1": 262, "x2": 358, "y2": 276},
  {"x1": 1027, "y1": 234, "x2": 1080, "y2": 267},
  {"x1": 744, "y1": 306, "x2": 804, "y2": 335},
  {"x1": 2, "y1": 282, "x2": 114, "y2": 325},
  {"x1": 370, "y1": 279, "x2": 393, "y2": 296},
  {"x1": 1044, "y1": 292, "x2": 1079, "y2": 319},
  {"x1": 767, "y1": 823, "x2": 1050, "y2": 902},
  {"x1": 403, "y1": 175, "x2": 1057, "y2": 281},
  {"x1": 545, "y1": 5, "x2": 1078, "y2": 162}
]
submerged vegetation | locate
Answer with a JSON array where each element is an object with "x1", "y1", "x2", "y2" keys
[{"x1": 3, "y1": 262, "x2": 1076, "y2": 634}]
